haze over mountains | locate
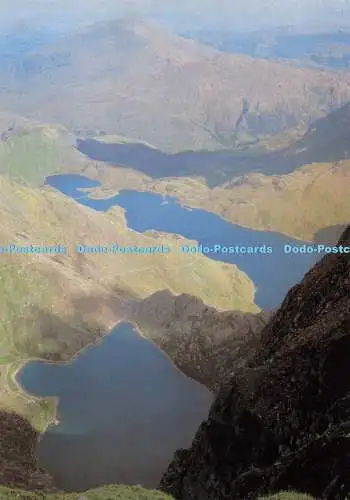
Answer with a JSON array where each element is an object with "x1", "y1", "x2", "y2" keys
[
  {"x1": 0, "y1": 7, "x2": 350, "y2": 500},
  {"x1": 3, "y1": 19, "x2": 350, "y2": 152},
  {"x1": 182, "y1": 26, "x2": 350, "y2": 69}
]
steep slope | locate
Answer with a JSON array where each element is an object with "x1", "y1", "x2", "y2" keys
[
  {"x1": 82, "y1": 155, "x2": 350, "y2": 242},
  {"x1": 0, "y1": 410, "x2": 173, "y2": 498},
  {"x1": 0, "y1": 412, "x2": 313, "y2": 500},
  {"x1": 130, "y1": 291, "x2": 271, "y2": 392},
  {"x1": 0, "y1": 112, "x2": 90, "y2": 185},
  {"x1": 160, "y1": 225, "x2": 350, "y2": 499},
  {"x1": 0, "y1": 174, "x2": 257, "y2": 430},
  {"x1": 0, "y1": 411, "x2": 56, "y2": 493},
  {"x1": 3, "y1": 20, "x2": 350, "y2": 152},
  {"x1": 75, "y1": 100, "x2": 350, "y2": 186}
]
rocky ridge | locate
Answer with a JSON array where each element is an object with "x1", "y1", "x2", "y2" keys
[
  {"x1": 0, "y1": 411, "x2": 56, "y2": 493},
  {"x1": 160, "y1": 225, "x2": 350, "y2": 499},
  {"x1": 131, "y1": 291, "x2": 271, "y2": 392}
]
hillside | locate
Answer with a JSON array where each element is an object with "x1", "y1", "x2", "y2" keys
[
  {"x1": 0, "y1": 174, "x2": 258, "y2": 430},
  {"x1": 0, "y1": 410, "x2": 173, "y2": 498},
  {"x1": 182, "y1": 27, "x2": 350, "y2": 70},
  {"x1": 0, "y1": 409, "x2": 314, "y2": 499},
  {"x1": 3, "y1": 20, "x2": 350, "y2": 151},
  {"x1": 130, "y1": 291, "x2": 271, "y2": 392},
  {"x1": 160, "y1": 225, "x2": 350, "y2": 499},
  {"x1": 0, "y1": 112, "x2": 90, "y2": 185},
  {"x1": 81, "y1": 154, "x2": 350, "y2": 242},
  {"x1": 74, "y1": 100, "x2": 350, "y2": 187}
]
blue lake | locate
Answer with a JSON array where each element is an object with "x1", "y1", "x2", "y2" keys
[
  {"x1": 18, "y1": 322, "x2": 213, "y2": 492},
  {"x1": 46, "y1": 173, "x2": 323, "y2": 310},
  {"x1": 19, "y1": 173, "x2": 325, "y2": 491}
]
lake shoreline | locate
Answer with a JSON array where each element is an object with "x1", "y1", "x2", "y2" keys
[
  {"x1": 10, "y1": 316, "x2": 215, "y2": 435},
  {"x1": 15, "y1": 321, "x2": 214, "y2": 492}
]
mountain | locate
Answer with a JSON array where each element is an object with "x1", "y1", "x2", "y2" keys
[
  {"x1": 80, "y1": 151, "x2": 350, "y2": 242},
  {"x1": 160, "y1": 225, "x2": 350, "y2": 499},
  {"x1": 0, "y1": 112, "x2": 89, "y2": 185},
  {"x1": 0, "y1": 410, "x2": 311, "y2": 499},
  {"x1": 0, "y1": 173, "x2": 258, "y2": 431},
  {"x1": 1, "y1": 223, "x2": 347, "y2": 500},
  {"x1": 130, "y1": 291, "x2": 271, "y2": 392},
  {"x1": 75, "y1": 100, "x2": 350, "y2": 187},
  {"x1": 182, "y1": 27, "x2": 350, "y2": 70},
  {"x1": 0, "y1": 411, "x2": 56, "y2": 493},
  {"x1": 0, "y1": 410, "x2": 172, "y2": 498},
  {"x1": 3, "y1": 20, "x2": 350, "y2": 152}
]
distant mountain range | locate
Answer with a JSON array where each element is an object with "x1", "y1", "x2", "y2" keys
[
  {"x1": 3, "y1": 19, "x2": 350, "y2": 152},
  {"x1": 0, "y1": 17, "x2": 350, "y2": 500},
  {"x1": 181, "y1": 26, "x2": 350, "y2": 70}
]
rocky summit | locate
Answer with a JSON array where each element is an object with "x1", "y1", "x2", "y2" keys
[{"x1": 160, "y1": 226, "x2": 350, "y2": 500}]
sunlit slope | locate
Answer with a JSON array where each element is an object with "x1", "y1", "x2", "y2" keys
[
  {"x1": 84, "y1": 159, "x2": 350, "y2": 242},
  {"x1": 0, "y1": 117, "x2": 87, "y2": 185},
  {"x1": 0, "y1": 174, "x2": 258, "y2": 361},
  {"x1": 0, "y1": 174, "x2": 257, "y2": 427}
]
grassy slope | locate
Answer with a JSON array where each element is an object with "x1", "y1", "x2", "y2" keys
[
  {"x1": 0, "y1": 486, "x2": 314, "y2": 499},
  {"x1": 83, "y1": 160, "x2": 350, "y2": 241},
  {"x1": 0, "y1": 485, "x2": 173, "y2": 499},
  {"x1": 0, "y1": 120, "x2": 87, "y2": 185},
  {"x1": 0, "y1": 174, "x2": 258, "y2": 430}
]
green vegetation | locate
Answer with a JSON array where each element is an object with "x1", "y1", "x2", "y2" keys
[
  {"x1": 87, "y1": 159, "x2": 350, "y2": 242},
  {"x1": 0, "y1": 485, "x2": 173, "y2": 499},
  {"x1": 0, "y1": 174, "x2": 258, "y2": 429},
  {"x1": 260, "y1": 494, "x2": 314, "y2": 500},
  {"x1": 0, "y1": 124, "x2": 85, "y2": 185},
  {"x1": 0, "y1": 487, "x2": 316, "y2": 499}
]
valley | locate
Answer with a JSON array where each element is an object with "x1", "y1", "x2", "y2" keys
[
  {"x1": 3, "y1": 20, "x2": 350, "y2": 152},
  {"x1": 0, "y1": 9, "x2": 349, "y2": 500}
]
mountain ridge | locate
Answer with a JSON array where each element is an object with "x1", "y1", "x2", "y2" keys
[
  {"x1": 160, "y1": 224, "x2": 350, "y2": 499},
  {"x1": 3, "y1": 20, "x2": 350, "y2": 152}
]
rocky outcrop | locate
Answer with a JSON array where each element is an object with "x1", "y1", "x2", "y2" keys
[
  {"x1": 0, "y1": 411, "x2": 56, "y2": 493},
  {"x1": 130, "y1": 292, "x2": 271, "y2": 392},
  {"x1": 159, "y1": 226, "x2": 350, "y2": 500}
]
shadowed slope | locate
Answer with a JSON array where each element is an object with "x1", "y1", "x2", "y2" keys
[{"x1": 160, "y1": 225, "x2": 350, "y2": 499}]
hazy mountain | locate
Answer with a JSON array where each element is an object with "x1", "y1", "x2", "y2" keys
[
  {"x1": 73, "y1": 102, "x2": 350, "y2": 242},
  {"x1": 3, "y1": 19, "x2": 350, "y2": 152},
  {"x1": 182, "y1": 26, "x2": 350, "y2": 69}
]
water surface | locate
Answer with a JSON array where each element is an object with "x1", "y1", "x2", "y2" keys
[
  {"x1": 18, "y1": 322, "x2": 213, "y2": 492},
  {"x1": 46, "y1": 173, "x2": 322, "y2": 310}
]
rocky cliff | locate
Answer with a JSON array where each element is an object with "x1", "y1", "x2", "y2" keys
[
  {"x1": 160, "y1": 225, "x2": 350, "y2": 500},
  {"x1": 0, "y1": 410, "x2": 56, "y2": 493},
  {"x1": 131, "y1": 291, "x2": 270, "y2": 392}
]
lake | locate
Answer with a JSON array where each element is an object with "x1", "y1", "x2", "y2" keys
[
  {"x1": 46, "y1": 173, "x2": 322, "y2": 310},
  {"x1": 17, "y1": 322, "x2": 213, "y2": 492},
  {"x1": 76, "y1": 136, "x2": 350, "y2": 188},
  {"x1": 24, "y1": 172, "x2": 324, "y2": 491}
]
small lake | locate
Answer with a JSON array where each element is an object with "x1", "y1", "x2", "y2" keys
[
  {"x1": 46, "y1": 174, "x2": 322, "y2": 310},
  {"x1": 75, "y1": 137, "x2": 350, "y2": 188},
  {"x1": 18, "y1": 322, "x2": 213, "y2": 492}
]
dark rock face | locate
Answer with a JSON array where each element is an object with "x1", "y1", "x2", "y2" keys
[
  {"x1": 160, "y1": 226, "x2": 350, "y2": 500},
  {"x1": 0, "y1": 411, "x2": 56, "y2": 492},
  {"x1": 131, "y1": 291, "x2": 271, "y2": 392}
]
